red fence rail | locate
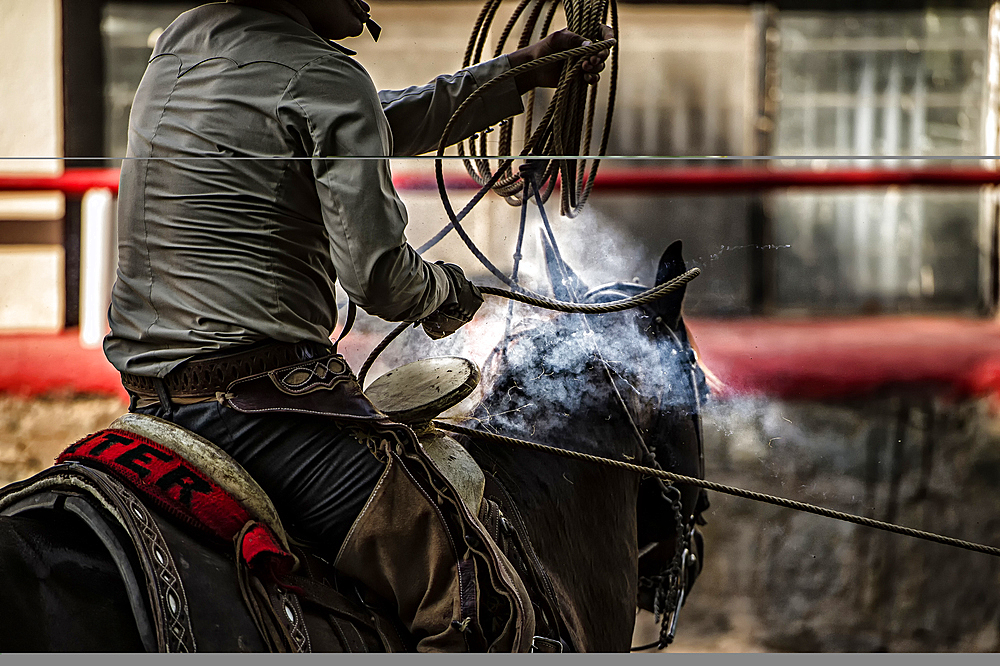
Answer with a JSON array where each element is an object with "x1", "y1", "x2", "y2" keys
[{"x1": 3, "y1": 165, "x2": 1000, "y2": 197}]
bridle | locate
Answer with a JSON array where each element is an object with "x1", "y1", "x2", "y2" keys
[{"x1": 577, "y1": 281, "x2": 706, "y2": 650}]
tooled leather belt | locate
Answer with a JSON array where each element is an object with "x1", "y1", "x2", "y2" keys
[{"x1": 121, "y1": 340, "x2": 336, "y2": 402}]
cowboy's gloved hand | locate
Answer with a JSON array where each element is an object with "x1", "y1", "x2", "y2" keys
[
  {"x1": 508, "y1": 25, "x2": 614, "y2": 93},
  {"x1": 420, "y1": 262, "x2": 484, "y2": 340}
]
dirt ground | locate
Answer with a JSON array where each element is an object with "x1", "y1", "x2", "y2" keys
[{"x1": 0, "y1": 394, "x2": 128, "y2": 486}]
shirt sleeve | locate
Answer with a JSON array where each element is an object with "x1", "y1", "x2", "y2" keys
[
  {"x1": 280, "y1": 54, "x2": 451, "y2": 322},
  {"x1": 378, "y1": 56, "x2": 525, "y2": 157}
]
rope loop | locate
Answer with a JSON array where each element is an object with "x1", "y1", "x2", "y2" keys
[{"x1": 445, "y1": 0, "x2": 620, "y2": 218}]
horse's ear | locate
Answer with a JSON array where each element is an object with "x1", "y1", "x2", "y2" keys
[
  {"x1": 542, "y1": 231, "x2": 588, "y2": 302},
  {"x1": 651, "y1": 240, "x2": 687, "y2": 330}
]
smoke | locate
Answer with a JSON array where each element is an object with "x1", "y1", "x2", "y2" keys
[
  {"x1": 510, "y1": 206, "x2": 655, "y2": 295},
  {"x1": 344, "y1": 205, "x2": 705, "y2": 447}
]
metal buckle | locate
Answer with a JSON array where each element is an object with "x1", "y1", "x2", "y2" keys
[
  {"x1": 660, "y1": 530, "x2": 698, "y2": 646},
  {"x1": 530, "y1": 636, "x2": 564, "y2": 653}
]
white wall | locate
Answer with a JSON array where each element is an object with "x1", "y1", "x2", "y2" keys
[
  {"x1": 0, "y1": 0, "x2": 65, "y2": 332},
  {"x1": 0, "y1": 0, "x2": 63, "y2": 174}
]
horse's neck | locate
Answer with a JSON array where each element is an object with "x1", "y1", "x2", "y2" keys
[
  {"x1": 474, "y1": 443, "x2": 640, "y2": 652},
  {"x1": 472, "y1": 321, "x2": 649, "y2": 650}
]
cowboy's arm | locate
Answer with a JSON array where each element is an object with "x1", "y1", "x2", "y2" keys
[
  {"x1": 284, "y1": 55, "x2": 452, "y2": 321},
  {"x1": 378, "y1": 56, "x2": 524, "y2": 157},
  {"x1": 379, "y1": 28, "x2": 611, "y2": 157}
]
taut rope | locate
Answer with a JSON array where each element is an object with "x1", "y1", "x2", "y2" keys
[
  {"x1": 356, "y1": 268, "x2": 701, "y2": 386},
  {"x1": 434, "y1": 421, "x2": 1000, "y2": 559}
]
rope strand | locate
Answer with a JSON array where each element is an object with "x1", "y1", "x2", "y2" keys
[
  {"x1": 479, "y1": 267, "x2": 699, "y2": 313},
  {"x1": 435, "y1": 421, "x2": 1000, "y2": 559}
]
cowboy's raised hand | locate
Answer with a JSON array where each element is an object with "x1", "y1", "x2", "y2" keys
[{"x1": 508, "y1": 25, "x2": 614, "y2": 93}]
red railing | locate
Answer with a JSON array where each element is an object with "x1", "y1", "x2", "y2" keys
[
  {"x1": 4, "y1": 165, "x2": 1000, "y2": 197},
  {"x1": 0, "y1": 168, "x2": 122, "y2": 196}
]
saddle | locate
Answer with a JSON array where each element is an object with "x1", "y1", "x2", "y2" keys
[
  {"x1": 0, "y1": 357, "x2": 566, "y2": 652},
  {"x1": 0, "y1": 417, "x2": 408, "y2": 652}
]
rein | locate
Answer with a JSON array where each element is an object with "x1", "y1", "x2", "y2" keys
[{"x1": 433, "y1": 421, "x2": 1000, "y2": 560}]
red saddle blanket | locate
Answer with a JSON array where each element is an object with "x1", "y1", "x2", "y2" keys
[{"x1": 58, "y1": 428, "x2": 293, "y2": 576}]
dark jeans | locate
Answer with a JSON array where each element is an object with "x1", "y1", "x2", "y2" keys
[{"x1": 131, "y1": 395, "x2": 384, "y2": 551}]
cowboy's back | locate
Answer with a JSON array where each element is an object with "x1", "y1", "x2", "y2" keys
[{"x1": 106, "y1": 2, "x2": 521, "y2": 376}]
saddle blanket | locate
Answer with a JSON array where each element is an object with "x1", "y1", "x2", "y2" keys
[{"x1": 58, "y1": 429, "x2": 293, "y2": 576}]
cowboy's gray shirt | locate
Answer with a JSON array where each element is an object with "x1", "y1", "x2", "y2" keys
[{"x1": 105, "y1": 2, "x2": 523, "y2": 377}]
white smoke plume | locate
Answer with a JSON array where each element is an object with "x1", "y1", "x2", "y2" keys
[{"x1": 339, "y1": 204, "x2": 720, "y2": 441}]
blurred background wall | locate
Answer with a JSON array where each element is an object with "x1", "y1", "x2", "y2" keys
[
  {"x1": 2, "y1": 0, "x2": 997, "y2": 327},
  {"x1": 0, "y1": 0, "x2": 64, "y2": 331},
  {"x1": 1, "y1": 0, "x2": 1000, "y2": 652}
]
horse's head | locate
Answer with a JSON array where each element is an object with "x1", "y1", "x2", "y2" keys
[
  {"x1": 471, "y1": 238, "x2": 709, "y2": 649},
  {"x1": 546, "y1": 239, "x2": 710, "y2": 619}
]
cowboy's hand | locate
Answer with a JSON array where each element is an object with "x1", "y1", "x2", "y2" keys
[
  {"x1": 420, "y1": 262, "x2": 484, "y2": 340},
  {"x1": 508, "y1": 25, "x2": 614, "y2": 93}
]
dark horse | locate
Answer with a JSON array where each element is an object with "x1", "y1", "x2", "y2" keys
[
  {"x1": 0, "y1": 241, "x2": 708, "y2": 652},
  {"x1": 461, "y1": 238, "x2": 709, "y2": 651}
]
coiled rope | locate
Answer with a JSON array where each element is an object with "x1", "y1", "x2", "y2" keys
[
  {"x1": 435, "y1": 421, "x2": 1000, "y2": 559},
  {"x1": 415, "y1": 0, "x2": 620, "y2": 265},
  {"x1": 428, "y1": 39, "x2": 615, "y2": 286},
  {"x1": 453, "y1": 0, "x2": 619, "y2": 216}
]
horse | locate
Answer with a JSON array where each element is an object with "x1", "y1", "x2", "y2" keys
[
  {"x1": 458, "y1": 237, "x2": 709, "y2": 651},
  {"x1": 0, "y1": 240, "x2": 709, "y2": 652}
]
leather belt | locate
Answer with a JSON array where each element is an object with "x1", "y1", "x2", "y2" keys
[{"x1": 121, "y1": 340, "x2": 336, "y2": 401}]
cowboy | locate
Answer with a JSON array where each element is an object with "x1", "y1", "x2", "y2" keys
[{"x1": 105, "y1": 0, "x2": 609, "y2": 652}]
